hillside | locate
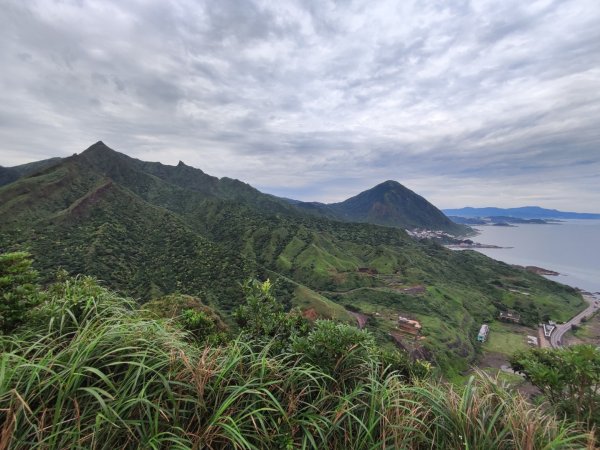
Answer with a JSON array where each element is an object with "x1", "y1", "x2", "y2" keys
[
  {"x1": 0, "y1": 142, "x2": 586, "y2": 371},
  {"x1": 293, "y1": 180, "x2": 469, "y2": 235},
  {"x1": 1, "y1": 270, "x2": 592, "y2": 449},
  {"x1": 0, "y1": 157, "x2": 62, "y2": 187},
  {"x1": 444, "y1": 206, "x2": 600, "y2": 220}
]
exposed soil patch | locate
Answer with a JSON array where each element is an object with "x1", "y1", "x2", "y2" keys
[
  {"x1": 348, "y1": 311, "x2": 369, "y2": 329},
  {"x1": 479, "y1": 351, "x2": 509, "y2": 369},
  {"x1": 70, "y1": 180, "x2": 114, "y2": 216},
  {"x1": 475, "y1": 351, "x2": 540, "y2": 398},
  {"x1": 401, "y1": 285, "x2": 426, "y2": 295},
  {"x1": 302, "y1": 308, "x2": 318, "y2": 321}
]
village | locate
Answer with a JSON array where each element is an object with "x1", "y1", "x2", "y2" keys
[{"x1": 406, "y1": 228, "x2": 505, "y2": 249}]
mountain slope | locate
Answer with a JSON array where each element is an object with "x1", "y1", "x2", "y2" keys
[
  {"x1": 293, "y1": 180, "x2": 468, "y2": 235},
  {"x1": 0, "y1": 142, "x2": 585, "y2": 371},
  {"x1": 444, "y1": 206, "x2": 600, "y2": 220},
  {"x1": 0, "y1": 157, "x2": 62, "y2": 187},
  {"x1": 0, "y1": 156, "x2": 250, "y2": 310},
  {"x1": 79, "y1": 141, "x2": 294, "y2": 215}
]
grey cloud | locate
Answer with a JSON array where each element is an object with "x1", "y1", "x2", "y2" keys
[{"x1": 0, "y1": 0, "x2": 599, "y2": 211}]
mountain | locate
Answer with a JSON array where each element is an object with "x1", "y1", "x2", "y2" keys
[
  {"x1": 444, "y1": 206, "x2": 600, "y2": 220},
  {"x1": 291, "y1": 181, "x2": 469, "y2": 235},
  {"x1": 0, "y1": 157, "x2": 63, "y2": 187},
  {"x1": 0, "y1": 142, "x2": 585, "y2": 371},
  {"x1": 1, "y1": 147, "x2": 466, "y2": 234}
]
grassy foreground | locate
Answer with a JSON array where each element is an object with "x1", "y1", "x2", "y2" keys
[{"x1": 0, "y1": 276, "x2": 595, "y2": 449}]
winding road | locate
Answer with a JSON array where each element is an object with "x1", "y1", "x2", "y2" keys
[{"x1": 550, "y1": 293, "x2": 600, "y2": 348}]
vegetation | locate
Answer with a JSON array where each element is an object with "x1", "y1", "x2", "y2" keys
[
  {"x1": 234, "y1": 278, "x2": 309, "y2": 349},
  {"x1": 143, "y1": 293, "x2": 229, "y2": 344},
  {"x1": 0, "y1": 255, "x2": 594, "y2": 449},
  {"x1": 511, "y1": 345, "x2": 600, "y2": 430},
  {"x1": 0, "y1": 252, "x2": 39, "y2": 334},
  {"x1": 482, "y1": 322, "x2": 530, "y2": 355},
  {"x1": 293, "y1": 179, "x2": 469, "y2": 235},
  {"x1": 0, "y1": 142, "x2": 586, "y2": 371}
]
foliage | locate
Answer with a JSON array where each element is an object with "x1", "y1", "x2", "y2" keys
[
  {"x1": 0, "y1": 252, "x2": 39, "y2": 334},
  {"x1": 510, "y1": 345, "x2": 600, "y2": 429},
  {"x1": 0, "y1": 144, "x2": 586, "y2": 370},
  {"x1": 180, "y1": 309, "x2": 227, "y2": 345},
  {"x1": 143, "y1": 293, "x2": 229, "y2": 344},
  {"x1": 0, "y1": 275, "x2": 593, "y2": 449},
  {"x1": 378, "y1": 347, "x2": 432, "y2": 380},
  {"x1": 292, "y1": 320, "x2": 376, "y2": 375},
  {"x1": 234, "y1": 278, "x2": 310, "y2": 348}
]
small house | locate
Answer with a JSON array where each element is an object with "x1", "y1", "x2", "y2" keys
[{"x1": 477, "y1": 324, "x2": 489, "y2": 343}]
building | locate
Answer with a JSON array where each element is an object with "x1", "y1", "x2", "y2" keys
[
  {"x1": 542, "y1": 322, "x2": 556, "y2": 338},
  {"x1": 499, "y1": 311, "x2": 521, "y2": 323},
  {"x1": 477, "y1": 324, "x2": 489, "y2": 342}
]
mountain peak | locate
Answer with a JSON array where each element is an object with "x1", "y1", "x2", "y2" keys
[
  {"x1": 325, "y1": 179, "x2": 466, "y2": 234},
  {"x1": 82, "y1": 141, "x2": 114, "y2": 155},
  {"x1": 375, "y1": 180, "x2": 406, "y2": 191}
]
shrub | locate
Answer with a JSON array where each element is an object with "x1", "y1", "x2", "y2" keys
[
  {"x1": 0, "y1": 258, "x2": 594, "y2": 448},
  {"x1": 143, "y1": 293, "x2": 229, "y2": 344},
  {"x1": 511, "y1": 345, "x2": 600, "y2": 429},
  {"x1": 234, "y1": 278, "x2": 309, "y2": 350},
  {"x1": 0, "y1": 252, "x2": 39, "y2": 334},
  {"x1": 292, "y1": 319, "x2": 377, "y2": 380}
]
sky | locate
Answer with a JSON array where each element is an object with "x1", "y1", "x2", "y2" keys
[{"x1": 1, "y1": 0, "x2": 599, "y2": 211}]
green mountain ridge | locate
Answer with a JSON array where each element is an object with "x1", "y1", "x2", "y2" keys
[
  {"x1": 290, "y1": 180, "x2": 469, "y2": 235},
  {"x1": 0, "y1": 156, "x2": 63, "y2": 187},
  {"x1": 0, "y1": 142, "x2": 585, "y2": 371}
]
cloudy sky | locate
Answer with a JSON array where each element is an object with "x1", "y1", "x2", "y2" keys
[{"x1": 1, "y1": 0, "x2": 599, "y2": 211}]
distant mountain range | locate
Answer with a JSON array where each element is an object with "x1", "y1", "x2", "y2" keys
[
  {"x1": 443, "y1": 206, "x2": 600, "y2": 220},
  {"x1": 0, "y1": 141, "x2": 582, "y2": 370}
]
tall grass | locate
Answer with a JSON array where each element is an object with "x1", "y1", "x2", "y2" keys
[{"x1": 0, "y1": 279, "x2": 594, "y2": 449}]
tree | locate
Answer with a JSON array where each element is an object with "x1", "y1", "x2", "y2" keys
[
  {"x1": 510, "y1": 345, "x2": 600, "y2": 427},
  {"x1": 0, "y1": 252, "x2": 39, "y2": 334},
  {"x1": 234, "y1": 278, "x2": 309, "y2": 349}
]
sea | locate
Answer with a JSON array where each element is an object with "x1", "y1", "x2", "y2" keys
[{"x1": 470, "y1": 220, "x2": 600, "y2": 294}]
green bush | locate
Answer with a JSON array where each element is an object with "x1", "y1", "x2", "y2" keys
[
  {"x1": 143, "y1": 293, "x2": 230, "y2": 345},
  {"x1": 234, "y1": 278, "x2": 309, "y2": 351},
  {"x1": 0, "y1": 260, "x2": 594, "y2": 448},
  {"x1": 292, "y1": 319, "x2": 376, "y2": 375},
  {"x1": 0, "y1": 252, "x2": 39, "y2": 334},
  {"x1": 511, "y1": 345, "x2": 600, "y2": 429}
]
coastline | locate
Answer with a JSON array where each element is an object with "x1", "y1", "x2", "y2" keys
[{"x1": 465, "y1": 220, "x2": 600, "y2": 294}]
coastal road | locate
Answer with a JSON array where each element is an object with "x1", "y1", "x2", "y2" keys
[{"x1": 550, "y1": 293, "x2": 600, "y2": 348}]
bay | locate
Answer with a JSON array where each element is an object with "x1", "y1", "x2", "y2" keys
[{"x1": 471, "y1": 220, "x2": 600, "y2": 293}]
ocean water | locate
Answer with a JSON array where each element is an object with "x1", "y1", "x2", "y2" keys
[{"x1": 470, "y1": 220, "x2": 600, "y2": 293}]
